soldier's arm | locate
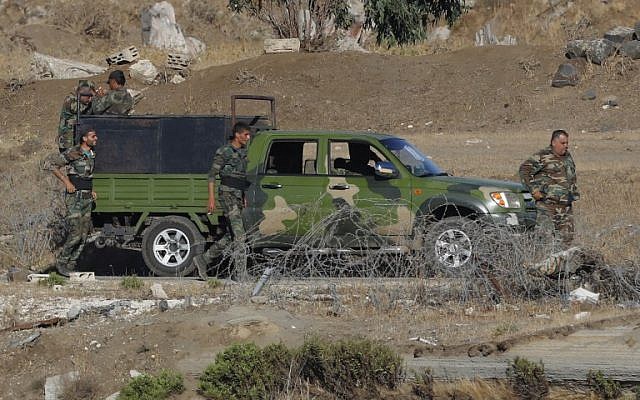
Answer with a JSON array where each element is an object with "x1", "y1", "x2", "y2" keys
[
  {"x1": 518, "y1": 156, "x2": 545, "y2": 200},
  {"x1": 45, "y1": 152, "x2": 76, "y2": 193},
  {"x1": 90, "y1": 92, "x2": 110, "y2": 115},
  {"x1": 207, "y1": 150, "x2": 225, "y2": 212}
]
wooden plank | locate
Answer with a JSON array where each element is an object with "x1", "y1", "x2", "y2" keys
[{"x1": 264, "y1": 38, "x2": 301, "y2": 54}]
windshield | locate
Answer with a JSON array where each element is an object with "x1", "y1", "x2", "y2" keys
[{"x1": 381, "y1": 138, "x2": 446, "y2": 177}]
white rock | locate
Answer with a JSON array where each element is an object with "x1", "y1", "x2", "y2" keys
[
  {"x1": 150, "y1": 283, "x2": 168, "y2": 299},
  {"x1": 45, "y1": 371, "x2": 79, "y2": 400},
  {"x1": 430, "y1": 26, "x2": 451, "y2": 41},
  {"x1": 141, "y1": 1, "x2": 188, "y2": 52},
  {"x1": 569, "y1": 287, "x2": 600, "y2": 304},
  {"x1": 105, "y1": 392, "x2": 120, "y2": 400},
  {"x1": 170, "y1": 74, "x2": 186, "y2": 84},
  {"x1": 129, "y1": 60, "x2": 158, "y2": 84},
  {"x1": 186, "y1": 36, "x2": 206, "y2": 58},
  {"x1": 31, "y1": 52, "x2": 106, "y2": 80},
  {"x1": 574, "y1": 311, "x2": 591, "y2": 321},
  {"x1": 130, "y1": 369, "x2": 142, "y2": 378}
]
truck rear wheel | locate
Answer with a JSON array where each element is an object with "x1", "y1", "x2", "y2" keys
[{"x1": 142, "y1": 216, "x2": 203, "y2": 277}]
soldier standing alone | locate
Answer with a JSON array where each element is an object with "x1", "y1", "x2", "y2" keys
[
  {"x1": 192, "y1": 122, "x2": 252, "y2": 280},
  {"x1": 47, "y1": 126, "x2": 98, "y2": 276},
  {"x1": 91, "y1": 69, "x2": 134, "y2": 115},
  {"x1": 519, "y1": 129, "x2": 579, "y2": 247},
  {"x1": 58, "y1": 80, "x2": 95, "y2": 152}
]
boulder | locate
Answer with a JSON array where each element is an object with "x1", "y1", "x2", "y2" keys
[
  {"x1": 429, "y1": 26, "x2": 451, "y2": 42},
  {"x1": 141, "y1": 1, "x2": 188, "y2": 53},
  {"x1": 551, "y1": 63, "x2": 579, "y2": 88},
  {"x1": 619, "y1": 40, "x2": 640, "y2": 59},
  {"x1": 31, "y1": 52, "x2": 106, "y2": 80},
  {"x1": 129, "y1": 60, "x2": 158, "y2": 84},
  {"x1": 186, "y1": 37, "x2": 206, "y2": 58},
  {"x1": 566, "y1": 38, "x2": 615, "y2": 65},
  {"x1": 634, "y1": 21, "x2": 640, "y2": 40},
  {"x1": 604, "y1": 26, "x2": 635, "y2": 44},
  {"x1": 581, "y1": 89, "x2": 596, "y2": 100}
]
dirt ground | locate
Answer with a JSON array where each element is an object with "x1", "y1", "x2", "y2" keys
[{"x1": 2, "y1": 1, "x2": 640, "y2": 398}]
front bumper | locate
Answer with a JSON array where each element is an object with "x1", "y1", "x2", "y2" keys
[{"x1": 482, "y1": 210, "x2": 537, "y2": 230}]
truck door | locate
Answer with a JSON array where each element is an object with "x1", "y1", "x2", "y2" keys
[
  {"x1": 327, "y1": 140, "x2": 413, "y2": 247},
  {"x1": 248, "y1": 138, "x2": 329, "y2": 247}
]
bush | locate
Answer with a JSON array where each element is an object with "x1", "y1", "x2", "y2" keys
[
  {"x1": 506, "y1": 357, "x2": 549, "y2": 400},
  {"x1": 39, "y1": 272, "x2": 66, "y2": 287},
  {"x1": 118, "y1": 370, "x2": 184, "y2": 400},
  {"x1": 121, "y1": 275, "x2": 143, "y2": 290},
  {"x1": 587, "y1": 370, "x2": 621, "y2": 400}
]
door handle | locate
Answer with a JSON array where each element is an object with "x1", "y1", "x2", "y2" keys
[
  {"x1": 261, "y1": 183, "x2": 283, "y2": 189},
  {"x1": 329, "y1": 183, "x2": 350, "y2": 190}
]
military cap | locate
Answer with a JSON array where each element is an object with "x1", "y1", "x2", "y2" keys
[{"x1": 77, "y1": 80, "x2": 95, "y2": 95}]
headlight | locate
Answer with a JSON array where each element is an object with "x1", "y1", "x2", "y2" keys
[{"x1": 490, "y1": 191, "x2": 521, "y2": 208}]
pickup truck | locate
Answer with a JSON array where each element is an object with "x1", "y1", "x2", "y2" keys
[{"x1": 79, "y1": 96, "x2": 536, "y2": 277}]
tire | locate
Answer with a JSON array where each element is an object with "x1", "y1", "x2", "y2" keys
[
  {"x1": 423, "y1": 216, "x2": 479, "y2": 270},
  {"x1": 142, "y1": 216, "x2": 204, "y2": 277}
]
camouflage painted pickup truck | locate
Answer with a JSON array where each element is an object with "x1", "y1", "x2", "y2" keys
[{"x1": 81, "y1": 97, "x2": 536, "y2": 276}]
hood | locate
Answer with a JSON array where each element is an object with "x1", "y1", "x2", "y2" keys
[{"x1": 428, "y1": 175, "x2": 527, "y2": 193}]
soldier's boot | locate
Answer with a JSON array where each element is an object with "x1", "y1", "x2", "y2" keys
[
  {"x1": 56, "y1": 262, "x2": 75, "y2": 278},
  {"x1": 192, "y1": 255, "x2": 208, "y2": 281}
]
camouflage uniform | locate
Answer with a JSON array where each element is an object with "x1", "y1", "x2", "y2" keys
[
  {"x1": 90, "y1": 87, "x2": 134, "y2": 115},
  {"x1": 519, "y1": 145, "x2": 579, "y2": 247},
  {"x1": 58, "y1": 94, "x2": 92, "y2": 151},
  {"x1": 200, "y1": 143, "x2": 249, "y2": 276},
  {"x1": 46, "y1": 145, "x2": 96, "y2": 273}
]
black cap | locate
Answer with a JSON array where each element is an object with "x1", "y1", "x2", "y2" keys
[{"x1": 107, "y1": 70, "x2": 126, "y2": 85}]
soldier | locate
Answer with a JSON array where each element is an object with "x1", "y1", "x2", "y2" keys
[
  {"x1": 91, "y1": 69, "x2": 134, "y2": 115},
  {"x1": 47, "y1": 126, "x2": 98, "y2": 277},
  {"x1": 519, "y1": 129, "x2": 579, "y2": 248},
  {"x1": 58, "y1": 80, "x2": 95, "y2": 152},
  {"x1": 192, "y1": 122, "x2": 252, "y2": 280}
]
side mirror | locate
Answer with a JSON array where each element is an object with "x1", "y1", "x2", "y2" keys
[{"x1": 374, "y1": 161, "x2": 399, "y2": 179}]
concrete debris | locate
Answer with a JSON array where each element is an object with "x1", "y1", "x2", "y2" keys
[
  {"x1": 69, "y1": 272, "x2": 95, "y2": 282},
  {"x1": 574, "y1": 311, "x2": 591, "y2": 321},
  {"x1": 141, "y1": 1, "x2": 188, "y2": 52},
  {"x1": 475, "y1": 22, "x2": 517, "y2": 46},
  {"x1": 170, "y1": 74, "x2": 185, "y2": 84},
  {"x1": 409, "y1": 336, "x2": 438, "y2": 346},
  {"x1": 45, "y1": 371, "x2": 79, "y2": 400},
  {"x1": 52, "y1": 284, "x2": 63, "y2": 292},
  {"x1": 551, "y1": 63, "x2": 579, "y2": 87},
  {"x1": 8, "y1": 330, "x2": 41, "y2": 348},
  {"x1": 129, "y1": 60, "x2": 159, "y2": 85},
  {"x1": 166, "y1": 53, "x2": 191, "y2": 71},
  {"x1": 264, "y1": 38, "x2": 301, "y2": 54},
  {"x1": 106, "y1": 46, "x2": 140, "y2": 65},
  {"x1": 150, "y1": 283, "x2": 168, "y2": 299},
  {"x1": 569, "y1": 287, "x2": 600, "y2": 304},
  {"x1": 31, "y1": 52, "x2": 106, "y2": 80},
  {"x1": 603, "y1": 26, "x2": 635, "y2": 44}
]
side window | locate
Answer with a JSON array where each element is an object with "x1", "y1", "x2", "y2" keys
[
  {"x1": 264, "y1": 140, "x2": 318, "y2": 175},
  {"x1": 330, "y1": 141, "x2": 387, "y2": 176}
]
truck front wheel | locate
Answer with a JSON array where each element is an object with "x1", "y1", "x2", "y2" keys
[
  {"x1": 422, "y1": 216, "x2": 479, "y2": 270},
  {"x1": 142, "y1": 216, "x2": 203, "y2": 277}
]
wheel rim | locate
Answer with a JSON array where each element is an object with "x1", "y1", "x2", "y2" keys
[
  {"x1": 434, "y1": 228, "x2": 473, "y2": 268},
  {"x1": 152, "y1": 228, "x2": 191, "y2": 268}
]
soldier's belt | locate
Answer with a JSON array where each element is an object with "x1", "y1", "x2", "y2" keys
[
  {"x1": 220, "y1": 176, "x2": 250, "y2": 190},
  {"x1": 69, "y1": 190, "x2": 93, "y2": 199},
  {"x1": 69, "y1": 175, "x2": 93, "y2": 191}
]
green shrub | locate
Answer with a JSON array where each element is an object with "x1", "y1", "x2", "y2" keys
[
  {"x1": 587, "y1": 370, "x2": 621, "y2": 400},
  {"x1": 199, "y1": 342, "x2": 280, "y2": 400},
  {"x1": 118, "y1": 370, "x2": 184, "y2": 400},
  {"x1": 506, "y1": 357, "x2": 549, "y2": 400},
  {"x1": 120, "y1": 275, "x2": 143, "y2": 290},
  {"x1": 38, "y1": 272, "x2": 66, "y2": 287},
  {"x1": 207, "y1": 278, "x2": 221, "y2": 289}
]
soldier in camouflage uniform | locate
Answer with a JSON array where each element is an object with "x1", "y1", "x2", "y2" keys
[
  {"x1": 192, "y1": 122, "x2": 252, "y2": 280},
  {"x1": 47, "y1": 126, "x2": 98, "y2": 277},
  {"x1": 91, "y1": 69, "x2": 134, "y2": 115},
  {"x1": 519, "y1": 129, "x2": 579, "y2": 249},
  {"x1": 58, "y1": 80, "x2": 95, "y2": 152}
]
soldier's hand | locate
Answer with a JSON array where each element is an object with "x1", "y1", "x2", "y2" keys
[
  {"x1": 66, "y1": 183, "x2": 76, "y2": 193},
  {"x1": 207, "y1": 198, "x2": 215, "y2": 213},
  {"x1": 532, "y1": 190, "x2": 544, "y2": 201},
  {"x1": 96, "y1": 86, "x2": 105, "y2": 96}
]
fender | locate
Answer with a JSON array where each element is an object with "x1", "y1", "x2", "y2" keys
[{"x1": 418, "y1": 193, "x2": 489, "y2": 219}]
